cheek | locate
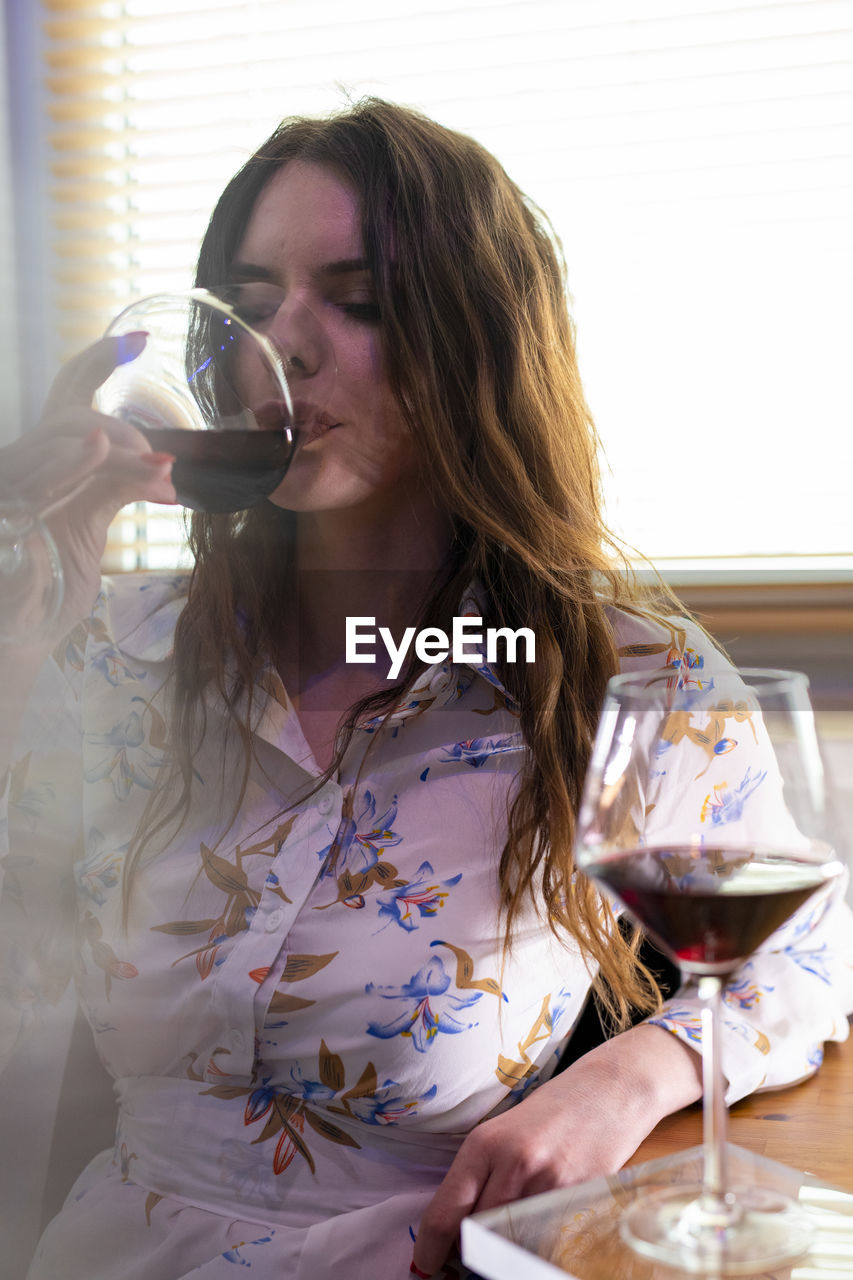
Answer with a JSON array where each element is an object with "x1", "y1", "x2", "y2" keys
[
  {"x1": 360, "y1": 391, "x2": 413, "y2": 467},
  {"x1": 342, "y1": 322, "x2": 392, "y2": 395},
  {"x1": 346, "y1": 337, "x2": 410, "y2": 445},
  {"x1": 224, "y1": 336, "x2": 266, "y2": 408}
]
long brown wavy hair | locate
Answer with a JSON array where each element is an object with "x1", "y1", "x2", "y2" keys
[{"x1": 126, "y1": 98, "x2": 671, "y2": 1027}]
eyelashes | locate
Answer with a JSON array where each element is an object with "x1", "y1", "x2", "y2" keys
[
  {"x1": 340, "y1": 302, "x2": 381, "y2": 323},
  {"x1": 219, "y1": 279, "x2": 383, "y2": 328}
]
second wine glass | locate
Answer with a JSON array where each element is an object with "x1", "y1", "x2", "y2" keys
[{"x1": 575, "y1": 666, "x2": 843, "y2": 1274}]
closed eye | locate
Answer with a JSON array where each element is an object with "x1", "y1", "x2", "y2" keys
[
  {"x1": 339, "y1": 301, "x2": 381, "y2": 323},
  {"x1": 218, "y1": 281, "x2": 285, "y2": 326}
]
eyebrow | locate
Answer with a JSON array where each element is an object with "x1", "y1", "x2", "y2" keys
[{"x1": 228, "y1": 258, "x2": 371, "y2": 281}]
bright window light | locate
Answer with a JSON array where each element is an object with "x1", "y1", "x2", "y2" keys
[{"x1": 22, "y1": 0, "x2": 853, "y2": 575}]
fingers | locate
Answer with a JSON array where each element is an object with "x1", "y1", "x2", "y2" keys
[
  {"x1": 2, "y1": 333, "x2": 155, "y2": 512},
  {"x1": 53, "y1": 448, "x2": 176, "y2": 522},
  {"x1": 40, "y1": 331, "x2": 147, "y2": 419},
  {"x1": 3, "y1": 426, "x2": 110, "y2": 503},
  {"x1": 411, "y1": 1150, "x2": 487, "y2": 1278},
  {"x1": 411, "y1": 1113, "x2": 574, "y2": 1276},
  {"x1": 2, "y1": 417, "x2": 175, "y2": 514},
  {"x1": 35, "y1": 402, "x2": 160, "y2": 462}
]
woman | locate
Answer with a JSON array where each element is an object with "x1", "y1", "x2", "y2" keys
[{"x1": 1, "y1": 99, "x2": 851, "y2": 1280}]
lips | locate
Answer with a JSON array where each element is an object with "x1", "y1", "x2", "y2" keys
[
  {"x1": 293, "y1": 400, "x2": 341, "y2": 444},
  {"x1": 253, "y1": 399, "x2": 292, "y2": 432},
  {"x1": 253, "y1": 399, "x2": 340, "y2": 444},
  {"x1": 301, "y1": 418, "x2": 336, "y2": 443}
]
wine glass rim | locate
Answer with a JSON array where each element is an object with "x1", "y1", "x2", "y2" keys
[
  {"x1": 606, "y1": 666, "x2": 810, "y2": 695},
  {"x1": 101, "y1": 288, "x2": 292, "y2": 411}
]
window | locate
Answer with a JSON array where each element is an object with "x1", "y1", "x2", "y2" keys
[{"x1": 6, "y1": 0, "x2": 853, "y2": 577}]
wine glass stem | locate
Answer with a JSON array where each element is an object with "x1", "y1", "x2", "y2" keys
[{"x1": 698, "y1": 973, "x2": 737, "y2": 1225}]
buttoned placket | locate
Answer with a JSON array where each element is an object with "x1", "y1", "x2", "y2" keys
[
  {"x1": 201, "y1": 664, "x2": 378, "y2": 1082},
  {"x1": 199, "y1": 640, "x2": 514, "y2": 1081}
]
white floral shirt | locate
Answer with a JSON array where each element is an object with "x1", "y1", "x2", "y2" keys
[{"x1": 1, "y1": 573, "x2": 851, "y2": 1280}]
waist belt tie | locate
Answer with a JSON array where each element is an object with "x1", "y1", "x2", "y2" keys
[{"x1": 113, "y1": 1075, "x2": 462, "y2": 1229}]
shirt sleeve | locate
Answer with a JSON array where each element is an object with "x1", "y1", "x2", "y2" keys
[
  {"x1": 614, "y1": 612, "x2": 853, "y2": 1102},
  {"x1": 0, "y1": 634, "x2": 86, "y2": 1076},
  {"x1": 648, "y1": 873, "x2": 853, "y2": 1103}
]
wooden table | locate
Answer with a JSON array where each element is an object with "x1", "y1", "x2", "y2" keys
[
  {"x1": 630, "y1": 1031, "x2": 853, "y2": 1191},
  {"x1": 464, "y1": 1032, "x2": 853, "y2": 1279}
]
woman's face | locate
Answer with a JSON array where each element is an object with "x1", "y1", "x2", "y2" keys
[{"x1": 227, "y1": 161, "x2": 418, "y2": 516}]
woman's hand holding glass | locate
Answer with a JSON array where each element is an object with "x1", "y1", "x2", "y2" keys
[
  {"x1": 0, "y1": 332, "x2": 176, "y2": 650},
  {"x1": 0, "y1": 282, "x2": 329, "y2": 648},
  {"x1": 93, "y1": 286, "x2": 305, "y2": 514}
]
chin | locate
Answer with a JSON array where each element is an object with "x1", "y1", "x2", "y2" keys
[
  {"x1": 265, "y1": 482, "x2": 376, "y2": 513},
  {"x1": 266, "y1": 462, "x2": 405, "y2": 514}
]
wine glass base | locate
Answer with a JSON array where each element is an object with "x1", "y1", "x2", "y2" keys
[
  {"x1": 462, "y1": 1143, "x2": 852, "y2": 1280},
  {"x1": 622, "y1": 1182, "x2": 815, "y2": 1274}
]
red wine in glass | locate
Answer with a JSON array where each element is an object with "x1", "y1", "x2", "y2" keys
[
  {"x1": 95, "y1": 288, "x2": 303, "y2": 515},
  {"x1": 585, "y1": 845, "x2": 839, "y2": 976},
  {"x1": 140, "y1": 426, "x2": 293, "y2": 513}
]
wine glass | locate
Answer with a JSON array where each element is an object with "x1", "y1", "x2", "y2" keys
[
  {"x1": 1, "y1": 284, "x2": 329, "y2": 643},
  {"x1": 575, "y1": 666, "x2": 843, "y2": 1274},
  {"x1": 94, "y1": 283, "x2": 319, "y2": 513}
]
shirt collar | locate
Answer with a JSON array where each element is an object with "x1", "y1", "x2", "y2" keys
[{"x1": 455, "y1": 579, "x2": 517, "y2": 704}]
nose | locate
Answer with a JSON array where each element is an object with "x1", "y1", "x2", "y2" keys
[{"x1": 268, "y1": 299, "x2": 328, "y2": 381}]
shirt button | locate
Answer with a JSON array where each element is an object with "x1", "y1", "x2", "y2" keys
[
  {"x1": 229, "y1": 1029, "x2": 245, "y2": 1052},
  {"x1": 265, "y1": 909, "x2": 283, "y2": 933},
  {"x1": 317, "y1": 792, "x2": 335, "y2": 816},
  {"x1": 429, "y1": 667, "x2": 451, "y2": 693}
]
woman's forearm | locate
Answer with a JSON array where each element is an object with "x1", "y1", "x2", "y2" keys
[
  {"x1": 554, "y1": 1021, "x2": 704, "y2": 1134},
  {"x1": 411, "y1": 1019, "x2": 705, "y2": 1275}
]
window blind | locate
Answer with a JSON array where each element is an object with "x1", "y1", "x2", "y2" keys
[{"x1": 27, "y1": 0, "x2": 853, "y2": 573}]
